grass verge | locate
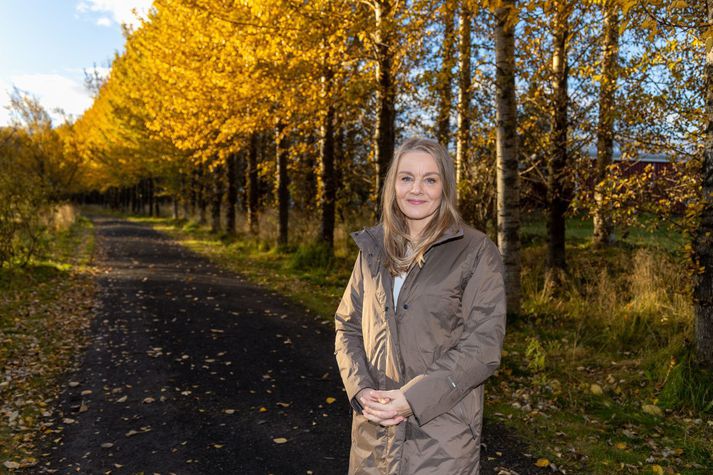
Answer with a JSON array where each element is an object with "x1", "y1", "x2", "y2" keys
[{"x1": 0, "y1": 215, "x2": 96, "y2": 471}]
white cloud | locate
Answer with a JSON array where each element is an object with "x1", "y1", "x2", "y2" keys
[
  {"x1": 76, "y1": 0, "x2": 152, "y2": 29},
  {"x1": 96, "y1": 16, "x2": 112, "y2": 27},
  {"x1": 0, "y1": 74, "x2": 94, "y2": 126}
]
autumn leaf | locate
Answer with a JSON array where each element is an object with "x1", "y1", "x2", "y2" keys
[
  {"x1": 642, "y1": 404, "x2": 663, "y2": 417},
  {"x1": 273, "y1": 437, "x2": 288, "y2": 444},
  {"x1": 325, "y1": 397, "x2": 336, "y2": 404},
  {"x1": 650, "y1": 464, "x2": 664, "y2": 475},
  {"x1": 535, "y1": 458, "x2": 549, "y2": 467}
]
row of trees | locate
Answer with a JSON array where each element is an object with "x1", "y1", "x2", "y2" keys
[
  {"x1": 0, "y1": 91, "x2": 82, "y2": 267},
  {"x1": 32, "y1": 0, "x2": 710, "y2": 363}
]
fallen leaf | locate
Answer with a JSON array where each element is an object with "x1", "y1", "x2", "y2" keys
[
  {"x1": 101, "y1": 442, "x2": 114, "y2": 449},
  {"x1": 276, "y1": 402, "x2": 291, "y2": 408},
  {"x1": 259, "y1": 407, "x2": 268, "y2": 413},
  {"x1": 325, "y1": 397, "x2": 336, "y2": 404},
  {"x1": 273, "y1": 437, "x2": 288, "y2": 444},
  {"x1": 535, "y1": 458, "x2": 549, "y2": 467},
  {"x1": 651, "y1": 464, "x2": 664, "y2": 475},
  {"x1": 615, "y1": 442, "x2": 627, "y2": 450},
  {"x1": 224, "y1": 409, "x2": 235, "y2": 415},
  {"x1": 642, "y1": 404, "x2": 663, "y2": 417},
  {"x1": 116, "y1": 395, "x2": 128, "y2": 403},
  {"x1": 590, "y1": 384, "x2": 603, "y2": 396},
  {"x1": 3, "y1": 461, "x2": 20, "y2": 470},
  {"x1": 143, "y1": 397, "x2": 155, "y2": 404}
]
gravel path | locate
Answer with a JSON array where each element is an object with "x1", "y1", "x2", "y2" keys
[{"x1": 40, "y1": 216, "x2": 547, "y2": 475}]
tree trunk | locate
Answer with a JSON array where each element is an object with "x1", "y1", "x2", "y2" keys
[
  {"x1": 547, "y1": 1, "x2": 570, "y2": 273},
  {"x1": 593, "y1": 0, "x2": 619, "y2": 246},
  {"x1": 436, "y1": 2, "x2": 456, "y2": 147},
  {"x1": 694, "y1": 0, "x2": 713, "y2": 367},
  {"x1": 153, "y1": 179, "x2": 160, "y2": 217},
  {"x1": 147, "y1": 178, "x2": 155, "y2": 216},
  {"x1": 131, "y1": 184, "x2": 139, "y2": 214},
  {"x1": 320, "y1": 71, "x2": 337, "y2": 250},
  {"x1": 495, "y1": 0, "x2": 522, "y2": 315},
  {"x1": 237, "y1": 151, "x2": 247, "y2": 214},
  {"x1": 335, "y1": 120, "x2": 346, "y2": 222},
  {"x1": 226, "y1": 153, "x2": 238, "y2": 234},
  {"x1": 197, "y1": 165, "x2": 207, "y2": 224},
  {"x1": 373, "y1": 0, "x2": 396, "y2": 213},
  {"x1": 211, "y1": 162, "x2": 224, "y2": 233},
  {"x1": 276, "y1": 122, "x2": 289, "y2": 247},
  {"x1": 455, "y1": 3, "x2": 472, "y2": 201},
  {"x1": 190, "y1": 170, "x2": 197, "y2": 219},
  {"x1": 182, "y1": 174, "x2": 190, "y2": 219},
  {"x1": 247, "y1": 132, "x2": 259, "y2": 235}
]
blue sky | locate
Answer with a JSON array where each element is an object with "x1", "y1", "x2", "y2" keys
[{"x1": 0, "y1": 0, "x2": 151, "y2": 125}]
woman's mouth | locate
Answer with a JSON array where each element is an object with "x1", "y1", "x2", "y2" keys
[{"x1": 407, "y1": 199, "x2": 427, "y2": 205}]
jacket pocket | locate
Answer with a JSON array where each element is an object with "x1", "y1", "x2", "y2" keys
[{"x1": 453, "y1": 395, "x2": 480, "y2": 442}]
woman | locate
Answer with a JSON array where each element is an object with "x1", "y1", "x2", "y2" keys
[{"x1": 334, "y1": 137, "x2": 506, "y2": 474}]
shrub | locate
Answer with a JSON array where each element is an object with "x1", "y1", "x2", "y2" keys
[{"x1": 290, "y1": 242, "x2": 334, "y2": 271}]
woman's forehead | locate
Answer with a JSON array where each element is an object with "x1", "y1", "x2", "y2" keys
[{"x1": 397, "y1": 150, "x2": 439, "y2": 173}]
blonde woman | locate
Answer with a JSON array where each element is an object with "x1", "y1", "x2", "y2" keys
[{"x1": 335, "y1": 137, "x2": 506, "y2": 474}]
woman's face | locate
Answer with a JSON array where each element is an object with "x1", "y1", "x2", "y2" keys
[{"x1": 395, "y1": 150, "x2": 443, "y2": 236}]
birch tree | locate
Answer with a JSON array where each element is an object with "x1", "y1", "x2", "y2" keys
[{"x1": 494, "y1": 0, "x2": 522, "y2": 314}]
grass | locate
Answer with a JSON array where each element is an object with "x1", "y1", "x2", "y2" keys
[
  {"x1": 0, "y1": 213, "x2": 96, "y2": 470},
  {"x1": 125, "y1": 208, "x2": 711, "y2": 474}
]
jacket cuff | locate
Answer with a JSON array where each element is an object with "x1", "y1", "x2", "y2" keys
[
  {"x1": 401, "y1": 374, "x2": 460, "y2": 425},
  {"x1": 350, "y1": 396, "x2": 364, "y2": 413}
]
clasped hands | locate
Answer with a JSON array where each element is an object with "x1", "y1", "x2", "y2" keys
[{"x1": 357, "y1": 388, "x2": 413, "y2": 426}]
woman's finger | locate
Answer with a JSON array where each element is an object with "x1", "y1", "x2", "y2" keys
[
  {"x1": 362, "y1": 405, "x2": 398, "y2": 420},
  {"x1": 379, "y1": 416, "x2": 405, "y2": 426},
  {"x1": 361, "y1": 410, "x2": 383, "y2": 424}
]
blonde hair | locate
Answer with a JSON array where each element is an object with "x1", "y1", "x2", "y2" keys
[{"x1": 381, "y1": 137, "x2": 461, "y2": 275}]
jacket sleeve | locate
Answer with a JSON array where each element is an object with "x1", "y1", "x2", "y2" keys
[
  {"x1": 334, "y1": 251, "x2": 377, "y2": 413},
  {"x1": 401, "y1": 237, "x2": 507, "y2": 425}
]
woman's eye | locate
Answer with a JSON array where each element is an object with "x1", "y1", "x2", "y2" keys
[
  {"x1": 425, "y1": 178, "x2": 437, "y2": 184},
  {"x1": 400, "y1": 176, "x2": 412, "y2": 182}
]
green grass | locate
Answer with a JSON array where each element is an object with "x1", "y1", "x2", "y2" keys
[
  {"x1": 0, "y1": 214, "x2": 96, "y2": 469},
  {"x1": 521, "y1": 212, "x2": 686, "y2": 252},
  {"x1": 128, "y1": 210, "x2": 711, "y2": 474}
]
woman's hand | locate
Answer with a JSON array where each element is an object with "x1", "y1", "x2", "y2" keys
[{"x1": 360, "y1": 389, "x2": 413, "y2": 426}]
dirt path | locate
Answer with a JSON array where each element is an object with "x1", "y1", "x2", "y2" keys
[{"x1": 40, "y1": 216, "x2": 546, "y2": 475}]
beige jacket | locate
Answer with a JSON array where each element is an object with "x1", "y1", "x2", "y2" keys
[{"x1": 334, "y1": 223, "x2": 506, "y2": 474}]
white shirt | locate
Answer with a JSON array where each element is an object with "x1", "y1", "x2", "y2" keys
[{"x1": 393, "y1": 272, "x2": 407, "y2": 306}]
